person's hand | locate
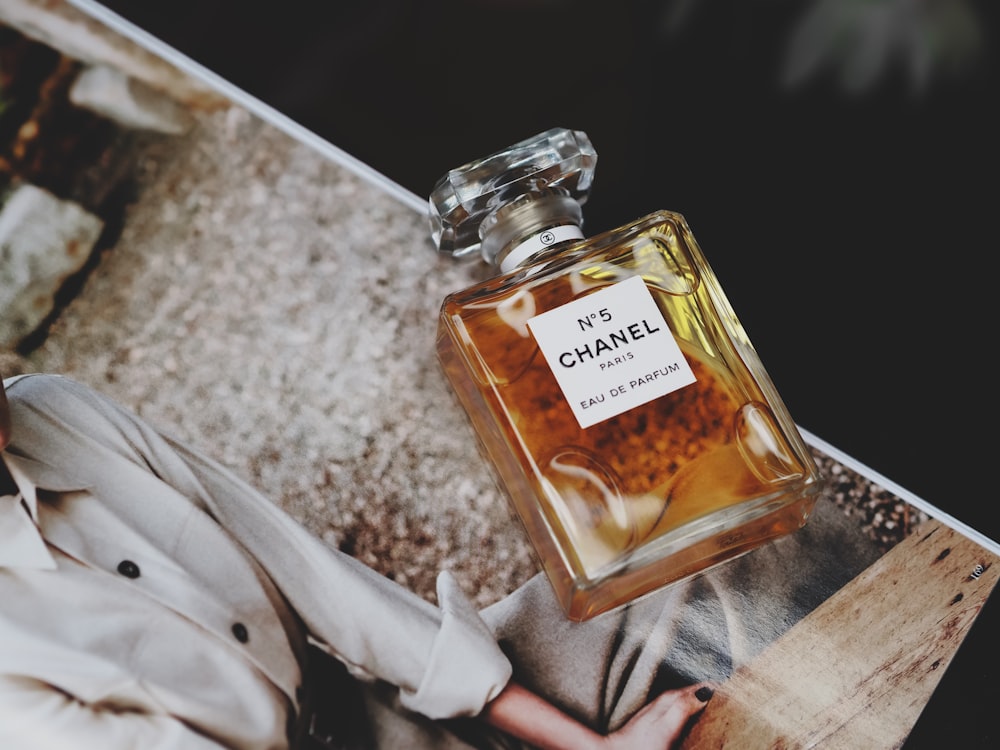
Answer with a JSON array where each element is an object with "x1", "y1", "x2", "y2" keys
[
  {"x1": 482, "y1": 679, "x2": 715, "y2": 750},
  {"x1": 600, "y1": 683, "x2": 714, "y2": 750}
]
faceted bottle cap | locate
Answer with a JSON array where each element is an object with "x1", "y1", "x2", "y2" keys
[{"x1": 429, "y1": 128, "x2": 597, "y2": 260}]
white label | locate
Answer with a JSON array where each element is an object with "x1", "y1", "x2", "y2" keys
[{"x1": 527, "y1": 275, "x2": 697, "y2": 428}]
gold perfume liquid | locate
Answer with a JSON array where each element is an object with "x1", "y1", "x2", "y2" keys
[{"x1": 430, "y1": 129, "x2": 822, "y2": 620}]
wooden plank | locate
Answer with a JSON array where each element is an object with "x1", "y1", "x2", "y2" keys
[{"x1": 681, "y1": 520, "x2": 1000, "y2": 748}]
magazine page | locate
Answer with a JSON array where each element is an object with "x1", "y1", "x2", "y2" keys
[
  {"x1": 76, "y1": 0, "x2": 1000, "y2": 546},
  {"x1": 1, "y1": 3, "x2": 997, "y2": 748}
]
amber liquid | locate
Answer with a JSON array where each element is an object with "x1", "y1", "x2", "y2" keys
[{"x1": 438, "y1": 211, "x2": 822, "y2": 620}]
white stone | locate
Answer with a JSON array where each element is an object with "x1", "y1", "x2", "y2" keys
[
  {"x1": 0, "y1": 0, "x2": 227, "y2": 110},
  {"x1": 70, "y1": 64, "x2": 195, "y2": 134},
  {"x1": 0, "y1": 184, "x2": 104, "y2": 348}
]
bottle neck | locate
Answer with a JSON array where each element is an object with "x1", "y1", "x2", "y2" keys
[{"x1": 480, "y1": 191, "x2": 584, "y2": 273}]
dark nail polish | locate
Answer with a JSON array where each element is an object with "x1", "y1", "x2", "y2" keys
[{"x1": 695, "y1": 686, "x2": 714, "y2": 702}]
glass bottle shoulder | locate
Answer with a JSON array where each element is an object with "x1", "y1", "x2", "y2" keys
[{"x1": 440, "y1": 209, "x2": 704, "y2": 322}]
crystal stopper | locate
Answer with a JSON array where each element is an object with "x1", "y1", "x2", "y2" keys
[{"x1": 428, "y1": 128, "x2": 597, "y2": 261}]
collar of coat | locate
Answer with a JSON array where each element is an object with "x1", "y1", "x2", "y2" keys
[{"x1": 0, "y1": 452, "x2": 62, "y2": 570}]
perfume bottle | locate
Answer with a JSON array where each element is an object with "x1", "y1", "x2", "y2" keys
[{"x1": 429, "y1": 128, "x2": 823, "y2": 621}]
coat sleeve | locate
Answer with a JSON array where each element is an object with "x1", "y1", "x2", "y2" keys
[
  {"x1": 0, "y1": 675, "x2": 227, "y2": 750},
  {"x1": 3, "y1": 374, "x2": 512, "y2": 720}
]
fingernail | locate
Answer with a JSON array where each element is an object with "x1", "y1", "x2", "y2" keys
[{"x1": 695, "y1": 686, "x2": 714, "y2": 702}]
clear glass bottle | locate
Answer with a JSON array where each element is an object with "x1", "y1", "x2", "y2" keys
[{"x1": 429, "y1": 128, "x2": 823, "y2": 621}]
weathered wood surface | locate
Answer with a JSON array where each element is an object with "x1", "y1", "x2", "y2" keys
[{"x1": 681, "y1": 519, "x2": 1000, "y2": 748}]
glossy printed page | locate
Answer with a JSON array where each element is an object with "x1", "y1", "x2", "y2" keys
[
  {"x1": 82, "y1": 0, "x2": 1000, "y2": 548},
  {"x1": 0, "y1": 2, "x2": 997, "y2": 747}
]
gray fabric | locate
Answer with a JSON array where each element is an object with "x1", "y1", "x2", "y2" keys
[
  {"x1": 398, "y1": 494, "x2": 882, "y2": 749},
  {"x1": 483, "y1": 496, "x2": 880, "y2": 739}
]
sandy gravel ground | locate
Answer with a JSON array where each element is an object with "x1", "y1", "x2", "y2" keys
[{"x1": 1, "y1": 104, "x2": 539, "y2": 608}]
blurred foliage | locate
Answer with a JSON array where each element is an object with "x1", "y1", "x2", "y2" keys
[
  {"x1": 661, "y1": 0, "x2": 987, "y2": 93},
  {"x1": 782, "y1": 0, "x2": 985, "y2": 93}
]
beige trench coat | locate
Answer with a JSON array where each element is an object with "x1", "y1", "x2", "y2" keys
[{"x1": 0, "y1": 374, "x2": 511, "y2": 749}]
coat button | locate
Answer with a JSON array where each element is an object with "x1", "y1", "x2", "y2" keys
[
  {"x1": 117, "y1": 560, "x2": 140, "y2": 578},
  {"x1": 232, "y1": 623, "x2": 249, "y2": 643}
]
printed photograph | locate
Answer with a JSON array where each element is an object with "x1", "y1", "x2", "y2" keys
[{"x1": 2, "y1": 3, "x2": 998, "y2": 748}]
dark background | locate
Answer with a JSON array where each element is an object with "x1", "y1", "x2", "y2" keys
[{"x1": 92, "y1": 1, "x2": 1000, "y2": 746}]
